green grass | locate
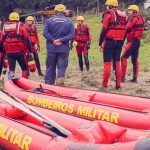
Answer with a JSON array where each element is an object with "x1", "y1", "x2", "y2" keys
[{"x1": 38, "y1": 15, "x2": 150, "y2": 71}]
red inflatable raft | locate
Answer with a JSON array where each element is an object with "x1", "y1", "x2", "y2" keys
[
  {"x1": 3, "y1": 78, "x2": 150, "y2": 130},
  {"x1": 0, "y1": 98, "x2": 150, "y2": 150},
  {"x1": 5, "y1": 77, "x2": 150, "y2": 111}
]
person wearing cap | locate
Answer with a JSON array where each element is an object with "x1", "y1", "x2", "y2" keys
[
  {"x1": 121, "y1": 5, "x2": 145, "y2": 83},
  {"x1": 73, "y1": 16, "x2": 91, "y2": 72},
  {"x1": 25, "y1": 16, "x2": 43, "y2": 76},
  {"x1": 99, "y1": 0, "x2": 126, "y2": 91},
  {"x1": 2, "y1": 12, "x2": 32, "y2": 78},
  {"x1": 43, "y1": 4, "x2": 75, "y2": 85}
]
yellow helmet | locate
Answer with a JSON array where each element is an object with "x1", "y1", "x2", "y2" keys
[
  {"x1": 54, "y1": 4, "x2": 66, "y2": 12},
  {"x1": 128, "y1": 5, "x2": 139, "y2": 13},
  {"x1": 26, "y1": 16, "x2": 34, "y2": 21},
  {"x1": 105, "y1": 0, "x2": 118, "y2": 7},
  {"x1": 9, "y1": 12, "x2": 20, "y2": 21},
  {"x1": 77, "y1": 16, "x2": 85, "y2": 21}
]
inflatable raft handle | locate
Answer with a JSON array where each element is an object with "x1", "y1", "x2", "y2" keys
[
  {"x1": 0, "y1": 90, "x2": 71, "y2": 137},
  {"x1": 25, "y1": 84, "x2": 60, "y2": 97}
]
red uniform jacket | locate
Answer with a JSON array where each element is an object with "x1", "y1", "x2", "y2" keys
[
  {"x1": 126, "y1": 14, "x2": 145, "y2": 40},
  {"x1": 25, "y1": 24, "x2": 40, "y2": 46},
  {"x1": 75, "y1": 23, "x2": 91, "y2": 43},
  {"x1": 99, "y1": 8, "x2": 127, "y2": 46},
  {"x1": 3, "y1": 21, "x2": 30, "y2": 53}
]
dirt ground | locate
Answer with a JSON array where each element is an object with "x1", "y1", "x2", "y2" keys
[{"x1": 29, "y1": 65, "x2": 150, "y2": 98}]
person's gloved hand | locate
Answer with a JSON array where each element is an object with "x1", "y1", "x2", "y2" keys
[
  {"x1": 37, "y1": 46, "x2": 40, "y2": 53},
  {"x1": 53, "y1": 39, "x2": 62, "y2": 46},
  {"x1": 86, "y1": 41, "x2": 90, "y2": 49},
  {"x1": 73, "y1": 41, "x2": 78, "y2": 47},
  {"x1": 99, "y1": 46, "x2": 103, "y2": 53}
]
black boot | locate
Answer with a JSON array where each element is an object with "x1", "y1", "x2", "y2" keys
[
  {"x1": 121, "y1": 77, "x2": 125, "y2": 83},
  {"x1": 129, "y1": 77, "x2": 137, "y2": 83},
  {"x1": 78, "y1": 55, "x2": 83, "y2": 72},
  {"x1": 84, "y1": 54, "x2": 90, "y2": 71},
  {"x1": 33, "y1": 53, "x2": 43, "y2": 76},
  {"x1": 115, "y1": 86, "x2": 121, "y2": 92}
]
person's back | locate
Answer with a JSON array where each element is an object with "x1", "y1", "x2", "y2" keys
[
  {"x1": 2, "y1": 12, "x2": 32, "y2": 79},
  {"x1": 3, "y1": 21, "x2": 27, "y2": 53},
  {"x1": 43, "y1": 12, "x2": 75, "y2": 53},
  {"x1": 43, "y1": 4, "x2": 75, "y2": 85}
]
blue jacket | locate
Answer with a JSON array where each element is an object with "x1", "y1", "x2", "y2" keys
[{"x1": 43, "y1": 13, "x2": 75, "y2": 53}]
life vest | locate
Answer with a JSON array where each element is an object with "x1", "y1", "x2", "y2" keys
[
  {"x1": 103, "y1": 8, "x2": 127, "y2": 40},
  {"x1": 3, "y1": 22, "x2": 26, "y2": 53},
  {"x1": 75, "y1": 23, "x2": 90, "y2": 43},
  {"x1": 25, "y1": 24, "x2": 37, "y2": 44},
  {"x1": 127, "y1": 14, "x2": 145, "y2": 40}
]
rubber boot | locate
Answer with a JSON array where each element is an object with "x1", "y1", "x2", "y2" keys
[
  {"x1": 34, "y1": 53, "x2": 44, "y2": 76},
  {"x1": 78, "y1": 55, "x2": 83, "y2": 72},
  {"x1": 56, "y1": 77, "x2": 65, "y2": 86},
  {"x1": 132, "y1": 59, "x2": 139, "y2": 83},
  {"x1": 22, "y1": 70, "x2": 28, "y2": 79},
  {"x1": 102, "y1": 62, "x2": 112, "y2": 87},
  {"x1": 8, "y1": 71, "x2": 15, "y2": 79},
  {"x1": 84, "y1": 54, "x2": 90, "y2": 72},
  {"x1": 115, "y1": 61, "x2": 121, "y2": 90},
  {"x1": 129, "y1": 76, "x2": 137, "y2": 83}
]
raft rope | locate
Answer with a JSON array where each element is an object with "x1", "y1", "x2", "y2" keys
[
  {"x1": 25, "y1": 84, "x2": 60, "y2": 97},
  {"x1": 0, "y1": 90, "x2": 71, "y2": 137}
]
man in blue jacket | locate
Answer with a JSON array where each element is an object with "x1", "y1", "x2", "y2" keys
[{"x1": 43, "y1": 4, "x2": 75, "y2": 85}]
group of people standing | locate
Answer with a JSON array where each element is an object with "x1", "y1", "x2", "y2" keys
[
  {"x1": 0, "y1": 1, "x2": 145, "y2": 91},
  {"x1": 99, "y1": 0, "x2": 145, "y2": 91},
  {"x1": 0, "y1": 12, "x2": 43, "y2": 79},
  {"x1": 43, "y1": 1, "x2": 145, "y2": 91}
]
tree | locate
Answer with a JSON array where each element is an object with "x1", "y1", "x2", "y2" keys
[{"x1": 0, "y1": 0, "x2": 147, "y2": 18}]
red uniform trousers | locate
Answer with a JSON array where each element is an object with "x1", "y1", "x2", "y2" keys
[
  {"x1": 76, "y1": 42, "x2": 89, "y2": 71},
  {"x1": 121, "y1": 39, "x2": 140, "y2": 80}
]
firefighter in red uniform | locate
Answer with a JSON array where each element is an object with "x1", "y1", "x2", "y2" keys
[
  {"x1": 2, "y1": 12, "x2": 32, "y2": 78},
  {"x1": 73, "y1": 16, "x2": 91, "y2": 72},
  {"x1": 99, "y1": 0, "x2": 126, "y2": 91},
  {"x1": 121, "y1": 5, "x2": 145, "y2": 83},
  {"x1": 25, "y1": 16, "x2": 43, "y2": 76}
]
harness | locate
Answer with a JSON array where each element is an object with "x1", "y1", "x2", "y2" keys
[
  {"x1": 104, "y1": 9, "x2": 127, "y2": 30},
  {"x1": 26, "y1": 25, "x2": 37, "y2": 36},
  {"x1": 76, "y1": 24, "x2": 89, "y2": 36},
  {"x1": 3, "y1": 22, "x2": 24, "y2": 41},
  {"x1": 132, "y1": 14, "x2": 145, "y2": 31}
]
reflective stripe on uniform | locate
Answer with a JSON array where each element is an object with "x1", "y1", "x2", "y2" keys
[{"x1": 17, "y1": 22, "x2": 21, "y2": 35}]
